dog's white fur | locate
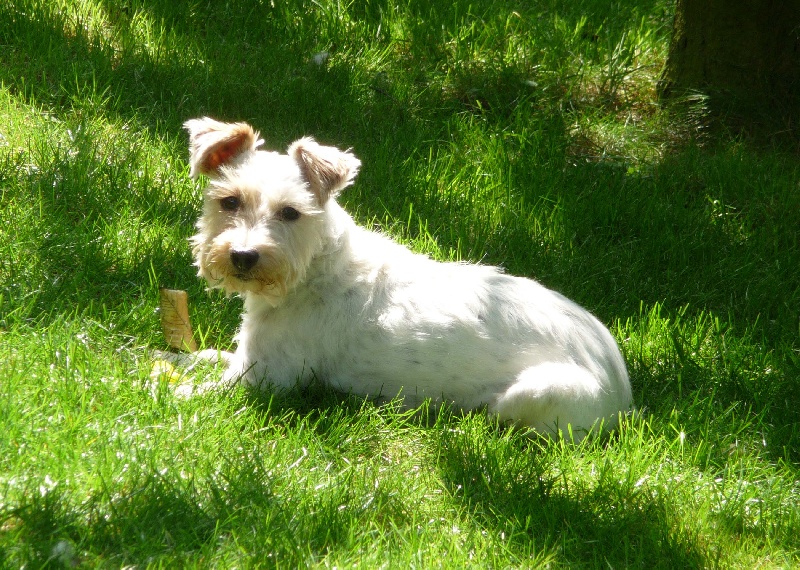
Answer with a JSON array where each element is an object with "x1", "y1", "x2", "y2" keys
[{"x1": 183, "y1": 117, "x2": 632, "y2": 440}]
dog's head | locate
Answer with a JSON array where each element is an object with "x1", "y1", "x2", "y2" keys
[{"x1": 184, "y1": 117, "x2": 361, "y2": 303}]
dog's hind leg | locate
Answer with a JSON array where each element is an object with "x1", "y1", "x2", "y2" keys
[{"x1": 489, "y1": 363, "x2": 619, "y2": 442}]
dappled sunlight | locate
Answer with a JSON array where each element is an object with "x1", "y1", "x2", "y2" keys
[{"x1": 1, "y1": 0, "x2": 798, "y2": 567}]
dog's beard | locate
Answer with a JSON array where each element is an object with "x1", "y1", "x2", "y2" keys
[{"x1": 197, "y1": 246, "x2": 297, "y2": 298}]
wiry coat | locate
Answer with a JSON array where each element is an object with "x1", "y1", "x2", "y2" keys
[{"x1": 185, "y1": 117, "x2": 632, "y2": 440}]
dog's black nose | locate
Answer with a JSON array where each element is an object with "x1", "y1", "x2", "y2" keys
[{"x1": 230, "y1": 249, "x2": 259, "y2": 272}]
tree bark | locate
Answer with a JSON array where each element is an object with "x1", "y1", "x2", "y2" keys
[{"x1": 658, "y1": 0, "x2": 800, "y2": 141}]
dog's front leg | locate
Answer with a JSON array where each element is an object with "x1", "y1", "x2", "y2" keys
[{"x1": 152, "y1": 348, "x2": 236, "y2": 397}]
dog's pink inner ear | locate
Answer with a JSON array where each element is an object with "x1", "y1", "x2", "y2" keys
[
  {"x1": 185, "y1": 118, "x2": 259, "y2": 178},
  {"x1": 203, "y1": 138, "x2": 247, "y2": 173}
]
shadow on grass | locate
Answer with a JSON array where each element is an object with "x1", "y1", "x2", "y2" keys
[
  {"x1": 3, "y1": 384, "x2": 795, "y2": 567},
  {"x1": 241, "y1": 379, "x2": 439, "y2": 461},
  {"x1": 3, "y1": 0, "x2": 796, "y2": 345},
  {"x1": 4, "y1": 473, "x2": 227, "y2": 566},
  {"x1": 434, "y1": 425, "x2": 708, "y2": 569},
  {"x1": 0, "y1": 0, "x2": 417, "y2": 331},
  {"x1": 1, "y1": 386, "x2": 417, "y2": 567}
]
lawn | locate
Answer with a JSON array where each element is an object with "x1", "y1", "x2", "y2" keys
[{"x1": 1, "y1": 0, "x2": 798, "y2": 567}]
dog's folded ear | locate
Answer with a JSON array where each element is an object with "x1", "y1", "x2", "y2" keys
[
  {"x1": 288, "y1": 137, "x2": 361, "y2": 204},
  {"x1": 184, "y1": 117, "x2": 262, "y2": 179}
]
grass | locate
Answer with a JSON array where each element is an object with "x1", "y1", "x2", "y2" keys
[{"x1": 0, "y1": 0, "x2": 798, "y2": 567}]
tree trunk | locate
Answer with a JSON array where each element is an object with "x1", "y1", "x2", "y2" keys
[{"x1": 658, "y1": 0, "x2": 800, "y2": 141}]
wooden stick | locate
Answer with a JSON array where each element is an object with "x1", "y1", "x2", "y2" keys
[{"x1": 159, "y1": 288, "x2": 197, "y2": 352}]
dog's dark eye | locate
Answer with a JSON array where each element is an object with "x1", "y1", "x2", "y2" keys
[
  {"x1": 220, "y1": 196, "x2": 240, "y2": 211},
  {"x1": 278, "y1": 206, "x2": 300, "y2": 221}
]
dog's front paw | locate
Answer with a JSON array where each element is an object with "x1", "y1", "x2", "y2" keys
[
  {"x1": 172, "y1": 379, "x2": 225, "y2": 398},
  {"x1": 149, "y1": 349, "x2": 234, "y2": 399},
  {"x1": 153, "y1": 348, "x2": 233, "y2": 370}
]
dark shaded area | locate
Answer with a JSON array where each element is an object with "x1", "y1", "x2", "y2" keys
[
  {"x1": 658, "y1": 0, "x2": 800, "y2": 145},
  {"x1": 434, "y1": 423, "x2": 709, "y2": 568}
]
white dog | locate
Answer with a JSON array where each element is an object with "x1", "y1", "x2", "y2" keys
[{"x1": 182, "y1": 117, "x2": 632, "y2": 440}]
